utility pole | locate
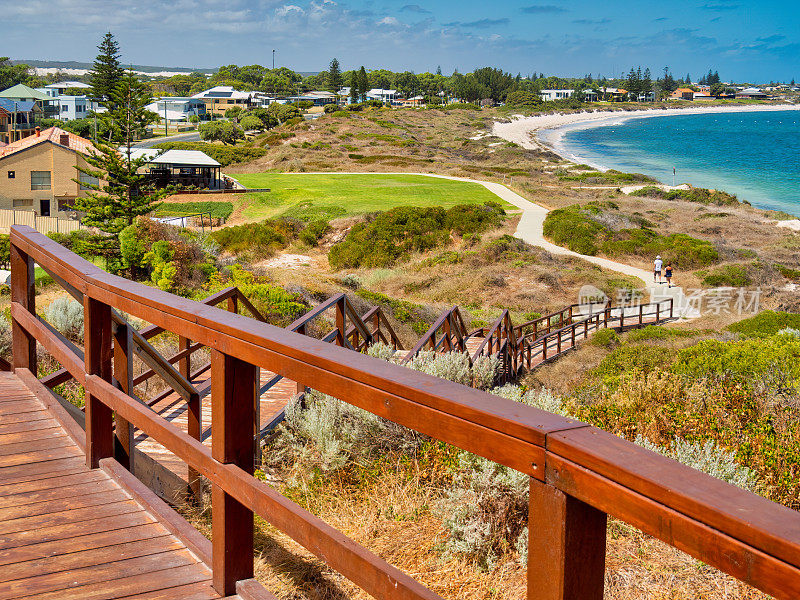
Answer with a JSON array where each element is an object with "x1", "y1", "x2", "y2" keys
[
  {"x1": 164, "y1": 100, "x2": 168, "y2": 137},
  {"x1": 272, "y1": 49, "x2": 275, "y2": 70}
]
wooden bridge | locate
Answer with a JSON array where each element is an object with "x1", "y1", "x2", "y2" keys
[{"x1": 2, "y1": 224, "x2": 799, "y2": 599}]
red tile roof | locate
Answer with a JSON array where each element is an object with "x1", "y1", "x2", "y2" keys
[{"x1": 0, "y1": 127, "x2": 96, "y2": 160}]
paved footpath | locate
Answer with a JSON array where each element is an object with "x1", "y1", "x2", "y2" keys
[{"x1": 265, "y1": 172, "x2": 691, "y2": 315}]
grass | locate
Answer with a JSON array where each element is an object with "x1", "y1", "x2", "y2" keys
[{"x1": 231, "y1": 174, "x2": 511, "y2": 221}]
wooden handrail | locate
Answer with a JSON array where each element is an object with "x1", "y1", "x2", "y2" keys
[{"x1": 10, "y1": 224, "x2": 800, "y2": 600}]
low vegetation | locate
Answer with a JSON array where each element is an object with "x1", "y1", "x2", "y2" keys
[
  {"x1": 630, "y1": 185, "x2": 744, "y2": 206},
  {"x1": 211, "y1": 217, "x2": 330, "y2": 258},
  {"x1": 328, "y1": 203, "x2": 506, "y2": 269},
  {"x1": 543, "y1": 203, "x2": 719, "y2": 267},
  {"x1": 154, "y1": 201, "x2": 234, "y2": 220},
  {"x1": 153, "y1": 141, "x2": 267, "y2": 166}
]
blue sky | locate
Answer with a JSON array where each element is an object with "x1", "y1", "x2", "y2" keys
[{"x1": 3, "y1": 0, "x2": 798, "y2": 81}]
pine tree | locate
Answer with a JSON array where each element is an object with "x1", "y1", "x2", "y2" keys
[
  {"x1": 89, "y1": 32, "x2": 124, "y2": 104},
  {"x1": 328, "y1": 58, "x2": 342, "y2": 93},
  {"x1": 357, "y1": 66, "x2": 369, "y2": 100},
  {"x1": 436, "y1": 65, "x2": 442, "y2": 76},
  {"x1": 349, "y1": 71, "x2": 359, "y2": 103},
  {"x1": 686, "y1": 72, "x2": 691, "y2": 84},
  {"x1": 74, "y1": 71, "x2": 165, "y2": 271}
]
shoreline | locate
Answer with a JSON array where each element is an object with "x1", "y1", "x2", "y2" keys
[{"x1": 491, "y1": 104, "x2": 800, "y2": 164}]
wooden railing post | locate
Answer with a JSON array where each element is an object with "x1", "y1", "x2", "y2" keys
[
  {"x1": 542, "y1": 335, "x2": 548, "y2": 361},
  {"x1": 227, "y1": 292, "x2": 238, "y2": 316},
  {"x1": 211, "y1": 349, "x2": 256, "y2": 596},
  {"x1": 528, "y1": 477, "x2": 607, "y2": 600},
  {"x1": 656, "y1": 303, "x2": 660, "y2": 323},
  {"x1": 638, "y1": 303, "x2": 643, "y2": 325},
  {"x1": 85, "y1": 297, "x2": 113, "y2": 469},
  {"x1": 295, "y1": 324, "x2": 307, "y2": 395},
  {"x1": 670, "y1": 298, "x2": 674, "y2": 319},
  {"x1": 10, "y1": 241, "x2": 36, "y2": 373},
  {"x1": 336, "y1": 297, "x2": 346, "y2": 347},
  {"x1": 178, "y1": 336, "x2": 191, "y2": 379},
  {"x1": 112, "y1": 321, "x2": 134, "y2": 471}
]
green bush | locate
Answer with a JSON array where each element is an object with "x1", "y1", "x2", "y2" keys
[
  {"x1": 700, "y1": 264, "x2": 752, "y2": 287},
  {"x1": 630, "y1": 185, "x2": 743, "y2": 206},
  {"x1": 505, "y1": 90, "x2": 542, "y2": 107},
  {"x1": 590, "y1": 328, "x2": 620, "y2": 348},
  {"x1": 626, "y1": 325, "x2": 695, "y2": 342},
  {"x1": 543, "y1": 204, "x2": 718, "y2": 267},
  {"x1": 0, "y1": 234, "x2": 9, "y2": 269},
  {"x1": 329, "y1": 203, "x2": 505, "y2": 270},
  {"x1": 591, "y1": 345, "x2": 676, "y2": 389},
  {"x1": 727, "y1": 311, "x2": 800, "y2": 337},
  {"x1": 298, "y1": 219, "x2": 331, "y2": 246},
  {"x1": 211, "y1": 219, "x2": 298, "y2": 256},
  {"x1": 152, "y1": 142, "x2": 266, "y2": 167}
]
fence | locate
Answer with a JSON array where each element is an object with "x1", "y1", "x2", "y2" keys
[
  {"x1": 9, "y1": 224, "x2": 800, "y2": 600},
  {"x1": 0, "y1": 208, "x2": 83, "y2": 235}
]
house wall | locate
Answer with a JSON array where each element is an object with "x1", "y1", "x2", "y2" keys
[{"x1": 0, "y1": 141, "x2": 96, "y2": 216}]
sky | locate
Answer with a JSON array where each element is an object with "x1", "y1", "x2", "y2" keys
[{"x1": 2, "y1": 0, "x2": 798, "y2": 82}]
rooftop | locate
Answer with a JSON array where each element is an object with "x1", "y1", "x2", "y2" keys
[
  {"x1": 130, "y1": 148, "x2": 221, "y2": 167},
  {"x1": 44, "y1": 81, "x2": 90, "y2": 89},
  {"x1": 0, "y1": 98, "x2": 36, "y2": 113},
  {"x1": 0, "y1": 83, "x2": 50, "y2": 102},
  {"x1": 0, "y1": 126, "x2": 94, "y2": 159}
]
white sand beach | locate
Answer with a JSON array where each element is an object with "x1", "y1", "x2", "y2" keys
[{"x1": 492, "y1": 104, "x2": 800, "y2": 158}]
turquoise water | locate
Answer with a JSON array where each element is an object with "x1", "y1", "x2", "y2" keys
[{"x1": 556, "y1": 110, "x2": 800, "y2": 214}]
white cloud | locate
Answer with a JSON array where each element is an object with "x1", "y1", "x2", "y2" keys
[
  {"x1": 377, "y1": 16, "x2": 400, "y2": 26},
  {"x1": 276, "y1": 4, "x2": 304, "y2": 16}
]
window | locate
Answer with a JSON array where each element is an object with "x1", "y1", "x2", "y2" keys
[
  {"x1": 13, "y1": 199, "x2": 32, "y2": 207},
  {"x1": 79, "y1": 172, "x2": 98, "y2": 190},
  {"x1": 7, "y1": 171, "x2": 13, "y2": 179},
  {"x1": 31, "y1": 171, "x2": 51, "y2": 190}
]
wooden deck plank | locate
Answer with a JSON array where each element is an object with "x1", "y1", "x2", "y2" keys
[
  {"x1": 0, "y1": 488, "x2": 131, "y2": 521},
  {"x1": 0, "y1": 469, "x2": 107, "y2": 496},
  {"x1": 0, "y1": 457, "x2": 87, "y2": 486},
  {"x1": 0, "y1": 373, "x2": 221, "y2": 599},
  {"x1": 14, "y1": 562, "x2": 214, "y2": 600},
  {"x1": 0, "y1": 499, "x2": 145, "y2": 538},
  {"x1": 2, "y1": 548, "x2": 199, "y2": 599},
  {"x1": 116, "y1": 581, "x2": 223, "y2": 600},
  {"x1": 0, "y1": 535, "x2": 183, "y2": 584},
  {"x1": 0, "y1": 522, "x2": 170, "y2": 568}
]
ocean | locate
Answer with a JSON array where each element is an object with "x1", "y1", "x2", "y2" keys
[{"x1": 549, "y1": 109, "x2": 800, "y2": 214}]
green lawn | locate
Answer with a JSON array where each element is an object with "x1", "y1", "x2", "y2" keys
[
  {"x1": 154, "y1": 201, "x2": 234, "y2": 220},
  {"x1": 232, "y1": 174, "x2": 510, "y2": 221}
]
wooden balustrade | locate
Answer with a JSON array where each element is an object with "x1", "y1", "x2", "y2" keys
[{"x1": 10, "y1": 225, "x2": 795, "y2": 600}]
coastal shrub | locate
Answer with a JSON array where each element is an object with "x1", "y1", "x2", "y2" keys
[
  {"x1": 365, "y1": 341, "x2": 397, "y2": 361},
  {"x1": 700, "y1": 264, "x2": 752, "y2": 287},
  {"x1": 591, "y1": 344, "x2": 676, "y2": 389},
  {"x1": 44, "y1": 297, "x2": 84, "y2": 341},
  {"x1": 143, "y1": 240, "x2": 178, "y2": 291},
  {"x1": 626, "y1": 325, "x2": 695, "y2": 342},
  {"x1": 543, "y1": 205, "x2": 718, "y2": 267},
  {"x1": 211, "y1": 219, "x2": 299, "y2": 256},
  {"x1": 152, "y1": 142, "x2": 266, "y2": 167},
  {"x1": 775, "y1": 264, "x2": 800, "y2": 281},
  {"x1": 0, "y1": 234, "x2": 8, "y2": 269},
  {"x1": 0, "y1": 315, "x2": 11, "y2": 364},
  {"x1": 328, "y1": 203, "x2": 505, "y2": 269},
  {"x1": 728, "y1": 311, "x2": 800, "y2": 337},
  {"x1": 505, "y1": 90, "x2": 542, "y2": 108},
  {"x1": 203, "y1": 265, "x2": 307, "y2": 325},
  {"x1": 590, "y1": 328, "x2": 620, "y2": 348},
  {"x1": 355, "y1": 289, "x2": 431, "y2": 329},
  {"x1": 298, "y1": 219, "x2": 331, "y2": 247}
]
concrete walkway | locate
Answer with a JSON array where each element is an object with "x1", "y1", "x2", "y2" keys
[{"x1": 273, "y1": 171, "x2": 689, "y2": 312}]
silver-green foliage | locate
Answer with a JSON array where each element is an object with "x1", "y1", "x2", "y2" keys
[
  {"x1": 407, "y1": 350, "x2": 499, "y2": 390},
  {"x1": 365, "y1": 341, "x2": 397, "y2": 362},
  {"x1": 634, "y1": 434, "x2": 758, "y2": 491},
  {"x1": 0, "y1": 315, "x2": 11, "y2": 360},
  {"x1": 44, "y1": 297, "x2": 84, "y2": 341}
]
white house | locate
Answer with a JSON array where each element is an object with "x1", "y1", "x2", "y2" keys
[
  {"x1": 366, "y1": 88, "x2": 397, "y2": 104},
  {"x1": 539, "y1": 89, "x2": 575, "y2": 101},
  {"x1": 287, "y1": 90, "x2": 337, "y2": 106},
  {"x1": 146, "y1": 97, "x2": 206, "y2": 122},
  {"x1": 41, "y1": 81, "x2": 90, "y2": 96}
]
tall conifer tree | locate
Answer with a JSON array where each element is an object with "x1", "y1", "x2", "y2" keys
[
  {"x1": 328, "y1": 58, "x2": 342, "y2": 93},
  {"x1": 89, "y1": 33, "x2": 124, "y2": 103}
]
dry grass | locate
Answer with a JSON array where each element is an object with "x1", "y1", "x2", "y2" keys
[{"x1": 174, "y1": 454, "x2": 769, "y2": 600}]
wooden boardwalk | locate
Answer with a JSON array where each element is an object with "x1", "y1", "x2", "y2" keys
[
  {"x1": 135, "y1": 369, "x2": 296, "y2": 496},
  {"x1": 0, "y1": 372, "x2": 223, "y2": 600}
]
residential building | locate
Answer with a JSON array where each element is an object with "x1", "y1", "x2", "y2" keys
[
  {"x1": 130, "y1": 148, "x2": 223, "y2": 189},
  {"x1": 287, "y1": 90, "x2": 338, "y2": 106},
  {"x1": 0, "y1": 83, "x2": 50, "y2": 105},
  {"x1": 597, "y1": 88, "x2": 629, "y2": 101},
  {"x1": 0, "y1": 99, "x2": 39, "y2": 143},
  {"x1": 539, "y1": 89, "x2": 575, "y2": 101},
  {"x1": 145, "y1": 97, "x2": 207, "y2": 123},
  {"x1": 692, "y1": 91, "x2": 715, "y2": 101},
  {"x1": 736, "y1": 87, "x2": 768, "y2": 99},
  {"x1": 0, "y1": 126, "x2": 98, "y2": 217},
  {"x1": 53, "y1": 95, "x2": 101, "y2": 121},
  {"x1": 191, "y1": 86, "x2": 256, "y2": 116},
  {"x1": 669, "y1": 88, "x2": 695, "y2": 101},
  {"x1": 41, "y1": 81, "x2": 91, "y2": 96},
  {"x1": 366, "y1": 88, "x2": 397, "y2": 104}
]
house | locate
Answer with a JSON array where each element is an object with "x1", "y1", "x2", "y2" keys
[
  {"x1": 52, "y1": 95, "x2": 102, "y2": 121},
  {"x1": 130, "y1": 148, "x2": 223, "y2": 189},
  {"x1": 736, "y1": 87, "x2": 768, "y2": 99},
  {"x1": 0, "y1": 126, "x2": 98, "y2": 217},
  {"x1": 191, "y1": 86, "x2": 256, "y2": 116},
  {"x1": 636, "y1": 91, "x2": 656, "y2": 102},
  {"x1": 145, "y1": 97, "x2": 207, "y2": 123},
  {"x1": 598, "y1": 88, "x2": 629, "y2": 101},
  {"x1": 0, "y1": 99, "x2": 39, "y2": 143},
  {"x1": 41, "y1": 81, "x2": 91, "y2": 96},
  {"x1": 0, "y1": 83, "x2": 51, "y2": 105},
  {"x1": 287, "y1": 90, "x2": 338, "y2": 106},
  {"x1": 669, "y1": 88, "x2": 695, "y2": 101},
  {"x1": 366, "y1": 89, "x2": 397, "y2": 104},
  {"x1": 692, "y1": 91, "x2": 715, "y2": 101},
  {"x1": 539, "y1": 89, "x2": 575, "y2": 101}
]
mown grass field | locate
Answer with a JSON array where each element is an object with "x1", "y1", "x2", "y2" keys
[{"x1": 232, "y1": 173, "x2": 510, "y2": 221}]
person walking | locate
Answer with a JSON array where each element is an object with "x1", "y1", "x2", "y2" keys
[
  {"x1": 665, "y1": 263, "x2": 673, "y2": 288},
  {"x1": 653, "y1": 255, "x2": 663, "y2": 283}
]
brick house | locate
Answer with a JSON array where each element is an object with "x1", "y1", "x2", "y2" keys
[{"x1": 0, "y1": 126, "x2": 99, "y2": 217}]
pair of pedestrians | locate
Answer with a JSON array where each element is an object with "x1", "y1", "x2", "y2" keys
[{"x1": 653, "y1": 255, "x2": 674, "y2": 287}]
